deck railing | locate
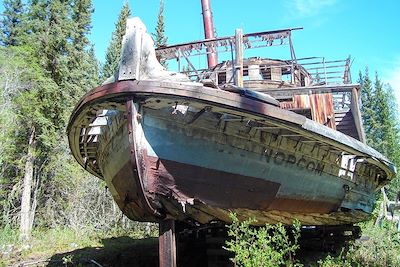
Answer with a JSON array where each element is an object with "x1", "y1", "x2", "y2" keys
[{"x1": 156, "y1": 29, "x2": 352, "y2": 87}]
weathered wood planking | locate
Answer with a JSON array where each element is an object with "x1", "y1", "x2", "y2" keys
[{"x1": 280, "y1": 93, "x2": 336, "y2": 129}]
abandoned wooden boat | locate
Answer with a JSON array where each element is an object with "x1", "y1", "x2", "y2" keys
[{"x1": 67, "y1": 17, "x2": 396, "y2": 227}]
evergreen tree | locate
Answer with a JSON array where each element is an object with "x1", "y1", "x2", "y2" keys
[
  {"x1": 376, "y1": 80, "x2": 400, "y2": 194},
  {"x1": 80, "y1": 45, "x2": 101, "y2": 89},
  {"x1": 359, "y1": 69, "x2": 400, "y2": 197},
  {"x1": 0, "y1": 46, "x2": 60, "y2": 239},
  {"x1": 101, "y1": 2, "x2": 131, "y2": 80},
  {"x1": 25, "y1": 0, "x2": 48, "y2": 45},
  {"x1": 25, "y1": 0, "x2": 98, "y2": 110},
  {"x1": 71, "y1": 0, "x2": 93, "y2": 53},
  {"x1": 383, "y1": 84, "x2": 400, "y2": 194},
  {"x1": 359, "y1": 68, "x2": 378, "y2": 146},
  {"x1": 44, "y1": 0, "x2": 73, "y2": 86},
  {"x1": 1, "y1": 0, "x2": 26, "y2": 46},
  {"x1": 153, "y1": 0, "x2": 168, "y2": 68},
  {"x1": 67, "y1": 0, "x2": 99, "y2": 101},
  {"x1": 0, "y1": 0, "x2": 100, "y2": 239},
  {"x1": 0, "y1": 0, "x2": 148, "y2": 242},
  {"x1": 373, "y1": 73, "x2": 388, "y2": 153}
]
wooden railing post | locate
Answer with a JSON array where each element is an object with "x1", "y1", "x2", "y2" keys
[{"x1": 234, "y1": 28, "x2": 243, "y2": 87}]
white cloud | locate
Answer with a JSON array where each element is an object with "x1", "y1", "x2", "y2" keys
[{"x1": 287, "y1": 0, "x2": 337, "y2": 18}]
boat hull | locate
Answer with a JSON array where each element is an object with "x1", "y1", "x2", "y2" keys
[
  {"x1": 68, "y1": 80, "x2": 395, "y2": 226},
  {"x1": 99, "y1": 107, "x2": 369, "y2": 225}
]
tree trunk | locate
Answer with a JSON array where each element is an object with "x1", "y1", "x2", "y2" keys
[
  {"x1": 20, "y1": 126, "x2": 36, "y2": 241},
  {"x1": 29, "y1": 173, "x2": 40, "y2": 232}
]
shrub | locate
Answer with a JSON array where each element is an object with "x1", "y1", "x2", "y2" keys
[
  {"x1": 224, "y1": 213, "x2": 302, "y2": 267},
  {"x1": 317, "y1": 221, "x2": 400, "y2": 267},
  {"x1": 348, "y1": 221, "x2": 400, "y2": 266}
]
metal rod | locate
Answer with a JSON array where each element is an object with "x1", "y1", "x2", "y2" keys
[
  {"x1": 183, "y1": 53, "x2": 200, "y2": 76},
  {"x1": 288, "y1": 33, "x2": 296, "y2": 84},
  {"x1": 323, "y1": 57, "x2": 327, "y2": 84},
  {"x1": 300, "y1": 60, "x2": 346, "y2": 66},
  {"x1": 230, "y1": 40, "x2": 236, "y2": 83},
  {"x1": 156, "y1": 27, "x2": 302, "y2": 51},
  {"x1": 201, "y1": 0, "x2": 218, "y2": 68},
  {"x1": 159, "y1": 219, "x2": 177, "y2": 267},
  {"x1": 177, "y1": 48, "x2": 181, "y2": 72},
  {"x1": 309, "y1": 71, "x2": 344, "y2": 75},
  {"x1": 307, "y1": 64, "x2": 346, "y2": 70}
]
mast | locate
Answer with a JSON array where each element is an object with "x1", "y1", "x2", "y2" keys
[{"x1": 201, "y1": 0, "x2": 218, "y2": 68}]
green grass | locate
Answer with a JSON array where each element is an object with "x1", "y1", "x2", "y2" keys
[
  {"x1": 2, "y1": 219, "x2": 399, "y2": 266},
  {"x1": 0, "y1": 224, "x2": 158, "y2": 266},
  {"x1": 0, "y1": 225, "x2": 20, "y2": 246}
]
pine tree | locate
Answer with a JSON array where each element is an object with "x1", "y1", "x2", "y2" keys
[
  {"x1": 25, "y1": 0, "x2": 98, "y2": 107},
  {"x1": 82, "y1": 45, "x2": 101, "y2": 89},
  {"x1": 383, "y1": 84, "x2": 400, "y2": 194},
  {"x1": 359, "y1": 68, "x2": 378, "y2": 147},
  {"x1": 375, "y1": 78, "x2": 400, "y2": 195},
  {"x1": 360, "y1": 69, "x2": 400, "y2": 198},
  {"x1": 0, "y1": 46, "x2": 60, "y2": 239},
  {"x1": 0, "y1": 0, "x2": 144, "y2": 239},
  {"x1": 373, "y1": 73, "x2": 388, "y2": 153},
  {"x1": 0, "y1": 0, "x2": 100, "y2": 239},
  {"x1": 26, "y1": 0, "x2": 48, "y2": 40},
  {"x1": 1, "y1": 0, "x2": 26, "y2": 46},
  {"x1": 153, "y1": 0, "x2": 168, "y2": 67},
  {"x1": 67, "y1": 0, "x2": 99, "y2": 100},
  {"x1": 101, "y1": 2, "x2": 131, "y2": 80},
  {"x1": 71, "y1": 0, "x2": 93, "y2": 53},
  {"x1": 45, "y1": 0, "x2": 73, "y2": 85},
  {"x1": 360, "y1": 70, "x2": 398, "y2": 157}
]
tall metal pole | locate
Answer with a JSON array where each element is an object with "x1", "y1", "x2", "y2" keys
[{"x1": 201, "y1": 0, "x2": 218, "y2": 68}]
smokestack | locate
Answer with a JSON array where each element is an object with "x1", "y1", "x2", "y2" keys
[{"x1": 201, "y1": 0, "x2": 218, "y2": 68}]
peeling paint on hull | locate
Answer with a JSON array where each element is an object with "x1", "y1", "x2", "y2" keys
[{"x1": 67, "y1": 80, "x2": 396, "y2": 226}]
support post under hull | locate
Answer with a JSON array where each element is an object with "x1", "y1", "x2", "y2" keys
[{"x1": 159, "y1": 219, "x2": 177, "y2": 267}]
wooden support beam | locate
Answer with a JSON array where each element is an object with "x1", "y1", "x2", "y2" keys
[
  {"x1": 159, "y1": 219, "x2": 177, "y2": 267},
  {"x1": 350, "y1": 87, "x2": 366, "y2": 143},
  {"x1": 234, "y1": 28, "x2": 243, "y2": 87}
]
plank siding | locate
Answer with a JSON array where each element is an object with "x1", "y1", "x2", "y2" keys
[{"x1": 280, "y1": 94, "x2": 336, "y2": 129}]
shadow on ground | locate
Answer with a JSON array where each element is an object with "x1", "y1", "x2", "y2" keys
[
  {"x1": 46, "y1": 234, "x2": 346, "y2": 266},
  {"x1": 47, "y1": 235, "x2": 349, "y2": 267},
  {"x1": 47, "y1": 235, "x2": 211, "y2": 267},
  {"x1": 48, "y1": 236, "x2": 159, "y2": 267}
]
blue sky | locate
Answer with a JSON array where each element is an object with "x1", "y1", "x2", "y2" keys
[
  {"x1": 0, "y1": 0, "x2": 399, "y2": 100},
  {"x1": 90, "y1": 0, "x2": 400, "y2": 101}
]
